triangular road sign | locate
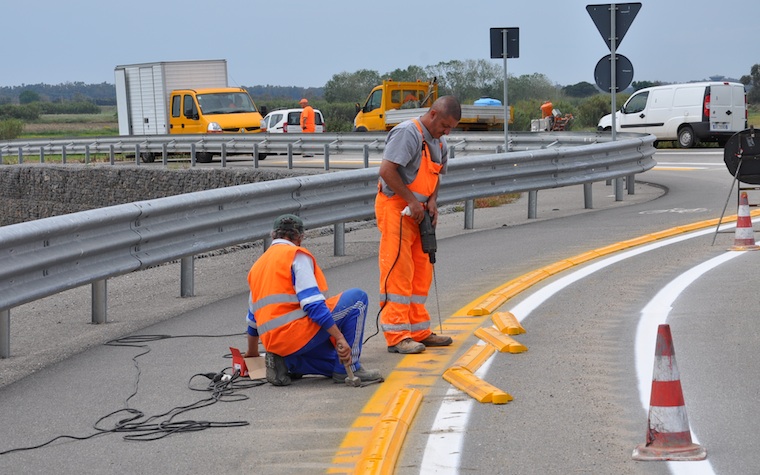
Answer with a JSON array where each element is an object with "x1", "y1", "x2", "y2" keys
[{"x1": 587, "y1": 3, "x2": 641, "y2": 51}]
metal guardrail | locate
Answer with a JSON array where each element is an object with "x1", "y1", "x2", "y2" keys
[
  {"x1": 1, "y1": 131, "x2": 614, "y2": 166},
  {"x1": 0, "y1": 132, "x2": 657, "y2": 357}
]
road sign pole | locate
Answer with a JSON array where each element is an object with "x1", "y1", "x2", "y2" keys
[
  {"x1": 502, "y1": 28, "x2": 509, "y2": 151},
  {"x1": 610, "y1": 3, "x2": 617, "y2": 142}
]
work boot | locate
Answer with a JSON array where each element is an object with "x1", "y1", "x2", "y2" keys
[
  {"x1": 265, "y1": 352, "x2": 291, "y2": 386},
  {"x1": 420, "y1": 333, "x2": 453, "y2": 347},
  {"x1": 387, "y1": 338, "x2": 425, "y2": 354}
]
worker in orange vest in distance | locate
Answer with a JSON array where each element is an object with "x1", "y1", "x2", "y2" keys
[
  {"x1": 299, "y1": 98, "x2": 316, "y2": 133},
  {"x1": 245, "y1": 214, "x2": 382, "y2": 386}
]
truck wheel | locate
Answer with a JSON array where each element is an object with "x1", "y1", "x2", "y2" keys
[
  {"x1": 257, "y1": 153, "x2": 268, "y2": 161},
  {"x1": 197, "y1": 152, "x2": 214, "y2": 163},
  {"x1": 140, "y1": 152, "x2": 156, "y2": 163},
  {"x1": 353, "y1": 126, "x2": 368, "y2": 132},
  {"x1": 677, "y1": 127, "x2": 695, "y2": 148}
]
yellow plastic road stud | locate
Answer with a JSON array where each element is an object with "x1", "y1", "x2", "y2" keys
[
  {"x1": 453, "y1": 343, "x2": 496, "y2": 373},
  {"x1": 491, "y1": 389, "x2": 513, "y2": 405},
  {"x1": 442, "y1": 367, "x2": 495, "y2": 403},
  {"x1": 491, "y1": 311, "x2": 525, "y2": 335},
  {"x1": 475, "y1": 327, "x2": 527, "y2": 353}
]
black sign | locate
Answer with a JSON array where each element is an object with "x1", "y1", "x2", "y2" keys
[
  {"x1": 594, "y1": 54, "x2": 634, "y2": 92},
  {"x1": 587, "y1": 3, "x2": 641, "y2": 51},
  {"x1": 490, "y1": 28, "x2": 519, "y2": 59}
]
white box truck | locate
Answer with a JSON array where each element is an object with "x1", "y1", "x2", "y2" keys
[
  {"x1": 597, "y1": 81, "x2": 747, "y2": 148},
  {"x1": 114, "y1": 59, "x2": 265, "y2": 162}
]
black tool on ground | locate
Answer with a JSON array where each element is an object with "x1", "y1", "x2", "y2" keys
[{"x1": 419, "y1": 209, "x2": 437, "y2": 264}]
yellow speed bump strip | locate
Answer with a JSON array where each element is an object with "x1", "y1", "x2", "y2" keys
[
  {"x1": 330, "y1": 211, "x2": 759, "y2": 474},
  {"x1": 453, "y1": 343, "x2": 496, "y2": 373},
  {"x1": 443, "y1": 367, "x2": 512, "y2": 404},
  {"x1": 475, "y1": 327, "x2": 528, "y2": 353},
  {"x1": 492, "y1": 311, "x2": 526, "y2": 335}
]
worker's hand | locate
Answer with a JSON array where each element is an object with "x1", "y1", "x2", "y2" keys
[
  {"x1": 427, "y1": 199, "x2": 439, "y2": 227},
  {"x1": 335, "y1": 337, "x2": 351, "y2": 363},
  {"x1": 406, "y1": 200, "x2": 426, "y2": 224}
]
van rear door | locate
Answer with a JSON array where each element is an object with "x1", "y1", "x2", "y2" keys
[{"x1": 710, "y1": 83, "x2": 746, "y2": 133}]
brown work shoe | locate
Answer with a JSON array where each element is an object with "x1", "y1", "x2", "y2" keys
[
  {"x1": 420, "y1": 333, "x2": 453, "y2": 347},
  {"x1": 387, "y1": 338, "x2": 425, "y2": 354}
]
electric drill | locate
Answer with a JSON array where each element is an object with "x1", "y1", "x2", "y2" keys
[
  {"x1": 401, "y1": 206, "x2": 437, "y2": 264},
  {"x1": 419, "y1": 210, "x2": 437, "y2": 264}
]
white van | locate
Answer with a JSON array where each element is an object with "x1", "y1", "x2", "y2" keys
[
  {"x1": 261, "y1": 108, "x2": 325, "y2": 133},
  {"x1": 597, "y1": 82, "x2": 747, "y2": 148}
]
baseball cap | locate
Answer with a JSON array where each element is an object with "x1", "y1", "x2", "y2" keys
[{"x1": 273, "y1": 214, "x2": 304, "y2": 232}]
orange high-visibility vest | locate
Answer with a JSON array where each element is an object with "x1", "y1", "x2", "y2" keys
[
  {"x1": 300, "y1": 106, "x2": 316, "y2": 133},
  {"x1": 247, "y1": 243, "x2": 328, "y2": 356}
]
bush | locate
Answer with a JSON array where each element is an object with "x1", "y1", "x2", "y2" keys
[
  {"x1": 0, "y1": 118, "x2": 24, "y2": 139},
  {"x1": 0, "y1": 103, "x2": 39, "y2": 121}
]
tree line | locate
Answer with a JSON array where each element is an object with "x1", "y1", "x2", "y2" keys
[{"x1": 1, "y1": 59, "x2": 756, "y2": 139}]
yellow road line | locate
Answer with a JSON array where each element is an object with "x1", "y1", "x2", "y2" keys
[{"x1": 329, "y1": 210, "x2": 758, "y2": 474}]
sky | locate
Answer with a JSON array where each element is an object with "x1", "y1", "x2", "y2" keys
[{"x1": 3, "y1": 0, "x2": 756, "y2": 90}]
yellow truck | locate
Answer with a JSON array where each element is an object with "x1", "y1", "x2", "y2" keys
[
  {"x1": 353, "y1": 79, "x2": 510, "y2": 132},
  {"x1": 115, "y1": 60, "x2": 266, "y2": 162}
]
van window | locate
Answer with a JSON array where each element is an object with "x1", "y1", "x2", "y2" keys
[
  {"x1": 365, "y1": 90, "x2": 382, "y2": 112},
  {"x1": 623, "y1": 92, "x2": 648, "y2": 114},
  {"x1": 171, "y1": 96, "x2": 181, "y2": 118},
  {"x1": 183, "y1": 95, "x2": 197, "y2": 119}
]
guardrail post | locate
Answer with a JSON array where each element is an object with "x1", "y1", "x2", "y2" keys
[
  {"x1": 464, "y1": 199, "x2": 474, "y2": 229},
  {"x1": 253, "y1": 143, "x2": 260, "y2": 168},
  {"x1": 62, "y1": 145, "x2": 67, "y2": 164},
  {"x1": 135, "y1": 144, "x2": 141, "y2": 165},
  {"x1": 584, "y1": 183, "x2": 593, "y2": 209},
  {"x1": 0, "y1": 308, "x2": 9, "y2": 358},
  {"x1": 287, "y1": 143, "x2": 293, "y2": 169},
  {"x1": 615, "y1": 178, "x2": 624, "y2": 201},
  {"x1": 109, "y1": 144, "x2": 115, "y2": 165},
  {"x1": 39, "y1": 147, "x2": 45, "y2": 164},
  {"x1": 92, "y1": 280, "x2": 107, "y2": 324},
  {"x1": 0, "y1": 149, "x2": 4, "y2": 164},
  {"x1": 181, "y1": 256, "x2": 195, "y2": 297},
  {"x1": 627, "y1": 174, "x2": 635, "y2": 195},
  {"x1": 528, "y1": 190, "x2": 538, "y2": 219},
  {"x1": 191, "y1": 143, "x2": 196, "y2": 167},
  {"x1": 221, "y1": 143, "x2": 227, "y2": 168},
  {"x1": 334, "y1": 222, "x2": 345, "y2": 256},
  {"x1": 162, "y1": 143, "x2": 168, "y2": 166},
  {"x1": 85, "y1": 144, "x2": 90, "y2": 165},
  {"x1": 17, "y1": 148, "x2": 22, "y2": 164},
  {"x1": 363, "y1": 145, "x2": 370, "y2": 168},
  {"x1": 323, "y1": 144, "x2": 330, "y2": 171}
]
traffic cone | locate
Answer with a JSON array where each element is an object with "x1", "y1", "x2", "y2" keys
[
  {"x1": 729, "y1": 191, "x2": 760, "y2": 251},
  {"x1": 632, "y1": 324, "x2": 706, "y2": 461}
]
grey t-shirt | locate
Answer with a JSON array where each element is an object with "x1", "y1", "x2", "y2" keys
[{"x1": 379, "y1": 119, "x2": 449, "y2": 198}]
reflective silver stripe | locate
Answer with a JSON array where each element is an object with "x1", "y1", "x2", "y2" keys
[
  {"x1": 381, "y1": 293, "x2": 412, "y2": 305},
  {"x1": 249, "y1": 293, "x2": 299, "y2": 313},
  {"x1": 258, "y1": 308, "x2": 307, "y2": 334},
  {"x1": 247, "y1": 318, "x2": 258, "y2": 331},
  {"x1": 410, "y1": 320, "x2": 430, "y2": 331},
  {"x1": 411, "y1": 294, "x2": 427, "y2": 304},
  {"x1": 381, "y1": 322, "x2": 412, "y2": 332}
]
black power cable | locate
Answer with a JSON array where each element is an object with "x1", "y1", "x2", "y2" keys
[{"x1": 0, "y1": 332, "x2": 265, "y2": 456}]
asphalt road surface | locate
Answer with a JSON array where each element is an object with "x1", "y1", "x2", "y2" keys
[{"x1": 1, "y1": 149, "x2": 757, "y2": 474}]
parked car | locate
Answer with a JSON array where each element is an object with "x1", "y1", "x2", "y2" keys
[
  {"x1": 597, "y1": 81, "x2": 747, "y2": 148},
  {"x1": 261, "y1": 108, "x2": 325, "y2": 133}
]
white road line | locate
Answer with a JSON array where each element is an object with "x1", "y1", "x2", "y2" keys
[{"x1": 421, "y1": 221, "x2": 743, "y2": 474}]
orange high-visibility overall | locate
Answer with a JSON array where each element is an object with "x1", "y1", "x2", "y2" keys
[
  {"x1": 247, "y1": 244, "x2": 328, "y2": 356},
  {"x1": 376, "y1": 119, "x2": 442, "y2": 347}
]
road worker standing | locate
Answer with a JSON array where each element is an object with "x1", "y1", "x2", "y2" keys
[
  {"x1": 299, "y1": 98, "x2": 316, "y2": 133},
  {"x1": 375, "y1": 96, "x2": 461, "y2": 354}
]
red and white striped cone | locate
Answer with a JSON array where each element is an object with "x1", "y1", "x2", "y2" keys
[
  {"x1": 633, "y1": 324, "x2": 706, "y2": 461},
  {"x1": 730, "y1": 191, "x2": 759, "y2": 251}
]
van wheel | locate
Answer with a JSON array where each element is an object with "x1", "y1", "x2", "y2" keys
[
  {"x1": 197, "y1": 152, "x2": 214, "y2": 163},
  {"x1": 140, "y1": 152, "x2": 156, "y2": 163},
  {"x1": 353, "y1": 126, "x2": 368, "y2": 132},
  {"x1": 257, "y1": 153, "x2": 268, "y2": 161},
  {"x1": 677, "y1": 127, "x2": 695, "y2": 148}
]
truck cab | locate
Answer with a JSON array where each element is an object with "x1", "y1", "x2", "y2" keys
[
  {"x1": 353, "y1": 80, "x2": 438, "y2": 132},
  {"x1": 169, "y1": 87, "x2": 264, "y2": 135}
]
